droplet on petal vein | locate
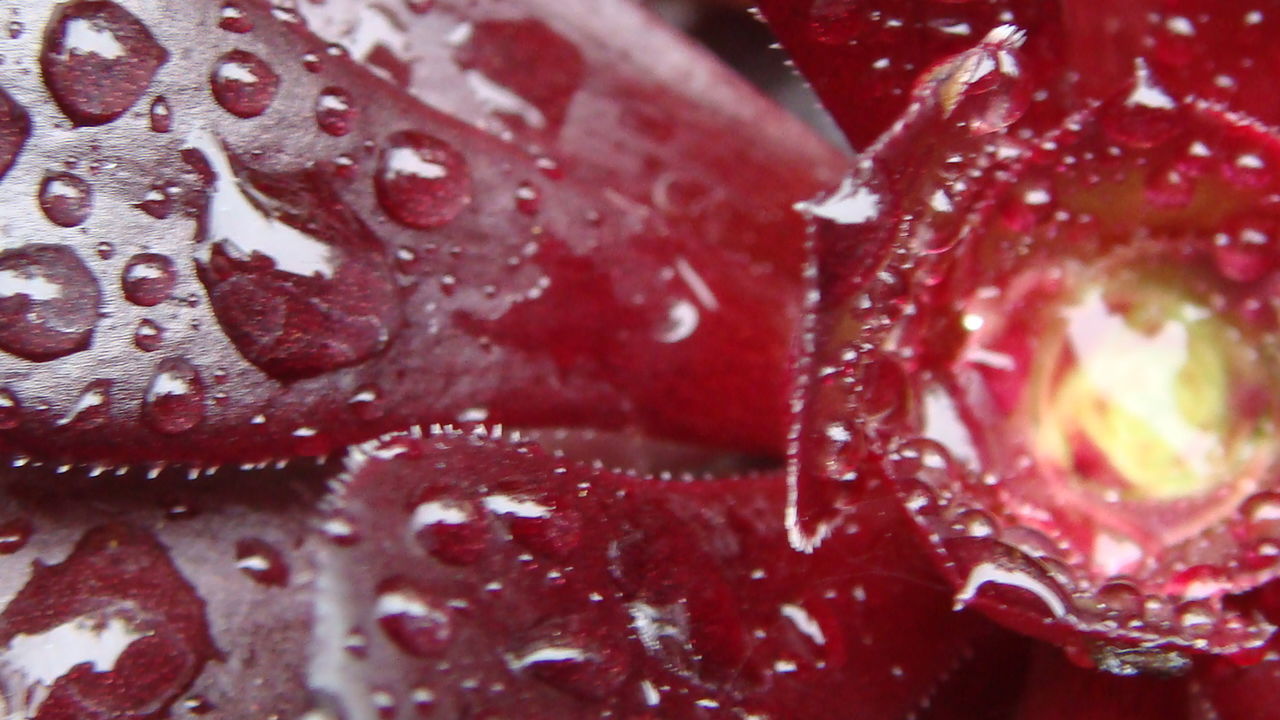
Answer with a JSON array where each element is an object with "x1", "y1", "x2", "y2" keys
[
  {"x1": 40, "y1": 0, "x2": 168, "y2": 126},
  {"x1": 0, "y1": 244, "x2": 101, "y2": 361},
  {"x1": 375, "y1": 131, "x2": 471, "y2": 229}
]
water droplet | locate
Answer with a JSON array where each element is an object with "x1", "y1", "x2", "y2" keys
[
  {"x1": 134, "y1": 318, "x2": 164, "y2": 352},
  {"x1": 1212, "y1": 216, "x2": 1276, "y2": 283},
  {"x1": 887, "y1": 438, "x2": 958, "y2": 492},
  {"x1": 348, "y1": 384, "x2": 385, "y2": 421},
  {"x1": 234, "y1": 537, "x2": 289, "y2": 586},
  {"x1": 7, "y1": 21, "x2": 23, "y2": 39},
  {"x1": 0, "y1": 387, "x2": 21, "y2": 430},
  {"x1": 302, "y1": 52, "x2": 322, "y2": 73},
  {"x1": 121, "y1": 252, "x2": 177, "y2": 306},
  {"x1": 405, "y1": 0, "x2": 434, "y2": 13},
  {"x1": 57, "y1": 379, "x2": 112, "y2": 428},
  {"x1": 0, "y1": 525, "x2": 216, "y2": 718},
  {"x1": 1175, "y1": 600, "x2": 1216, "y2": 637},
  {"x1": 0, "y1": 244, "x2": 100, "y2": 361},
  {"x1": 374, "y1": 131, "x2": 472, "y2": 229},
  {"x1": 933, "y1": 25, "x2": 1031, "y2": 135},
  {"x1": 210, "y1": 49, "x2": 279, "y2": 118},
  {"x1": 142, "y1": 358, "x2": 206, "y2": 434},
  {"x1": 0, "y1": 517, "x2": 32, "y2": 553},
  {"x1": 138, "y1": 185, "x2": 174, "y2": 219},
  {"x1": 321, "y1": 514, "x2": 361, "y2": 546},
  {"x1": 374, "y1": 577, "x2": 454, "y2": 657},
  {"x1": 219, "y1": 1, "x2": 254, "y2": 33},
  {"x1": 453, "y1": 19, "x2": 584, "y2": 135},
  {"x1": 39, "y1": 172, "x2": 93, "y2": 227},
  {"x1": 410, "y1": 492, "x2": 488, "y2": 565},
  {"x1": 182, "y1": 695, "x2": 216, "y2": 715},
  {"x1": 315, "y1": 87, "x2": 356, "y2": 137},
  {"x1": 40, "y1": 0, "x2": 168, "y2": 126},
  {"x1": 149, "y1": 95, "x2": 172, "y2": 132},
  {"x1": 506, "y1": 618, "x2": 630, "y2": 700},
  {"x1": 853, "y1": 350, "x2": 909, "y2": 419},
  {"x1": 188, "y1": 133, "x2": 401, "y2": 379},
  {"x1": 953, "y1": 508, "x2": 998, "y2": 538},
  {"x1": 1097, "y1": 581, "x2": 1144, "y2": 617},
  {"x1": 1100, "y1": 60, "x2": 1182, "y2": 149},
  {"x1": 371, "y1": 689, "x2": 396, "y2": 719},
  {"x1": 0, "y1": 86, "x2": 30, "y2": 182},
  {"x1": 514, "y1": 182, "x2": 540, "y2": 215}
]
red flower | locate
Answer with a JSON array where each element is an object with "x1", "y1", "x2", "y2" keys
[{"x1": 0, "y1": 0, "x2": 1277, "y2": 718}]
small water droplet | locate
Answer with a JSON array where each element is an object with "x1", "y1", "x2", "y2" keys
[
  {"x1": 210, "y1": 49, "x2": 279, "y2": 118},
  {"x1": 39, "y1": 172, "x2": 93, "y2": 227},
  {"x1": 121, "y1": 252, "x2": 177, "y2": 306},
  {"x1": 138, "y1": 185, "x2": 174, "y2": 219},
  {"x1": 321, "y1": 513, "x2": 361, "y2": 546},
  {"x1": 410, "y1": 492, "x2": 488, "y2": 565},
  {"x1": 40, "y1": 0, "x2": 168, "y2": 126},
  {"x1": 0, "y1": 516, "x2": 32, "y2": 553},
  {"x1": 0, "y1": 387, "x2": 21, "y2": 429},
  {"x1": 1097, "y1": 581, "x2": 1144, "y2": 617},
  {"x1": 182, "y1": 695, "x2": 216, "y2": 715},
  {"x1": 348, "y1": 384, "x2": 385, "y2": 420},
  {"x1": 375, "y1": 131, "x2": 472, "y2": 229},
  {"x1": 374, "y1": 577, "x2": 454, "y2": 657},
  {"x1": 1175, "y1": 600, "x2": 1216, "y2": 637},
  {"x1": 0, "y1": 244, "x2": 100, "y2": 361},
  {"x1": 141, "y1": 358, "x2": 205, "y2": 434},
  {"x1": 405, "y1": 0, "x2": 434, "y2": 13},
  {"x1": 888, "y1": 438, "x2": 958, "y2": 491},
  {"x1": 149, "y1": 95, "x2": 172, "y2": 132},
  {"x1": 1101, "y1": 60, "x2": 1182, "y2": 149},
  {"x1": 219, "y1": 1, "x2": 254, "y2": 33},
  {"x1": 316, "y1": 87, "x2": 356, "y2": 137},
  {"x1": 302, "y1": 52, "x2": 322, "y2": 73},
  {"x1": 7, "y1": 20, "x2": 23, "y2": 39},
  {"x1": 506, "y1": 618, "x2": 630, "y2": 700},
  {"x1": 234, "y1": 536, "x2": 289, "y2": 586},
  {"x1": 1212, "y1": 216, "x2": 1276, "y2": 283},
  {"x1": 0, "y1": 86, "x2": 30, "y2": 182},
  {"x1": 134, "y1": 318, "x2": 164, "y2": 352},
  {"x1": 514, "y1": 181, "x2": 540, "y2": 215}
]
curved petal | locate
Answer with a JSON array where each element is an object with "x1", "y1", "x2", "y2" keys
[{"x1": 311, "y1": 427, "x2": 994, "y2": 718}]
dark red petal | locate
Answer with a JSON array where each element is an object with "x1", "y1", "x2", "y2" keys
[
  {"x1": 0, "y1": 0, "x2": 840, "y2": 466},
  {"x1": 1197, "y1": 657, "x2": 1280, "y2": 720},
  {"x1": 315, "y1": 428, "x2": 993, "y2": 719}
]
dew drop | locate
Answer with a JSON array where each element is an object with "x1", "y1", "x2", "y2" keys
[
  {"x1": 138, "y1": 185, "x2": 174, "y2": 219},
  {"x1": 302, "y1": 52, "x2": 323, "y2": 73},
  {"x1": 375, "y1": 131, "x2": 472, "y2": 229},
  {"x1": 514, "y1": 181, "x2": 540, "y2": 216},
  {"x1": 1097, "y1": 581, "x2": 1144, "y2": 617},
  {"x1": 935, "y1": 25, "x2": 1031, "y2": 135},
  {"x1": 410, "y1": 492, "x2": 488, "y2": 565},
  {"x1": 40, "y1": 0, "x2": 169, "y2": 126},
  {"x1": 1212, "y1": 217, "x2": 1276, "y2": 283},
  {"x1": 0, "y1": 86, "x2": 30, "y2": 182},
  {"x1": 58, "y1": 379, "x2": 112, "y2": 428},
  {"x1": 0, "y1": 516, "x2": 32, "y2": 554},
  {"x1": 219, "y1": 1, "x2": 255, "y2": 33},
  {"x1": 405, "y1": 0, "x2": 434, "y2": 13},
  {"x1": 39, "y1": 172, "x2": 93, "y2": 227},
  {"x1": 122, "y1": 252, "x2": 177, "y2": 306},
  {"x1": 0, "y1": 244, "x2": 100, "y2": 361},
  {"x1": 506, "y1": 619, "x2": 629, "y2": 700},
  {"x1": 234, "y1": 536, "x2": 289, "y2": 586},
  {"x1": 0, "y1": 387, "x2": 20, "y2": 429},
  {"x1": 887, "y1": 438, "x2": 958, "y2": 492},
  {"x1": 321, "y1": 514, "x2": 361, "y2": 546},
  {"x1": 134, "y1": 318, "x2": 164, "y2": 352},
  {"x1": 210, "y1": 49, "x2": 279, "y2": 118},
  {"x1": 188, "y1": 133, "x2": 401, "y2": 379},
  {"x1": 348, "y1": 384, "x2": 385, "y2": 421},
  {"x1": 141, "y1": 358, "x2": 206, "y2": 434},
  {"x1": 0, "y1": 525, "x2": 217, "y2": 719},
  {"x1": 1100, "y1": 60, "x2": 1182, "y2": 149},
  {"x1": 149, "y1": 95, "x2": 172, "y2": 132},
  {"x1": 1175, "y1": 601, "x2": 1215, "y2": 637},
  {"x1": 315, "y1": 87, "x2": 356, "y2": 137},
  {"x1": 374, "y1": 577, "x2": 454, "y2": 657}
]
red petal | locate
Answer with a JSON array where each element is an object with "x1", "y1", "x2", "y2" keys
[
  {"x1": 0, "y1": 0, "x2": 840, "y2": 465},
  {"x1": 1012, "y1": 646, "x2": 1191, "y2": 720},
  {"x1": 314, "y1": 428, "x2": 992, "y2": 718}
]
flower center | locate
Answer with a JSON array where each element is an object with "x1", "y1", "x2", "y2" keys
[{"x1": 1028, "y1": 267, "x2": 1272, "y2": 502}]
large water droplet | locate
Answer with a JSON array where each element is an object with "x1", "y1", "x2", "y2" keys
[
  {"x1": 219, "y1": 1, "x2": 255, "y2": 33},
  {"x1": 141, "y1": 358, "x2": 206, "y2": 434},
  {"x1": 210, "y1": 49, "x2": 279, "y2": 118},
  {"x1": 39, "y1": 172, "x2": 93, "y2": 227},
  {"x1": 0, "y1": 86, "x2": 30, "y2": 181},
  {"x1": 933, "y1": 25, "x2": 1031, "y2": 135},
  {"x1": 452, "y1": 19, "x2": 584, "y2": 136},
  {"x1": 315, "y1": 87, "x2": 356, "y2": 137},
  {"x1": 234, "y1": 537, "x2": 289, "y2": 586},
  {"x1": 40, "y1": 0, "x2": 168, "y2": 126},
  {"x1": 0, "y1": 244, "x2": 100, "y2": 361},
  {"x1": 0, "y1": 525, "x2": 216, "y2": 718},
  {"x1": 187, "y1": 132, "x2": 401, "y2": 379},
  {"x1": 121, "y1": 252, "x2": 177, "y2": 306},
  {"x1": 374, "y1": 577, "x2": 454, "y2": 657},
  {"x1": 374, "y1": 130, "x2": 472, "y2": 229}
]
